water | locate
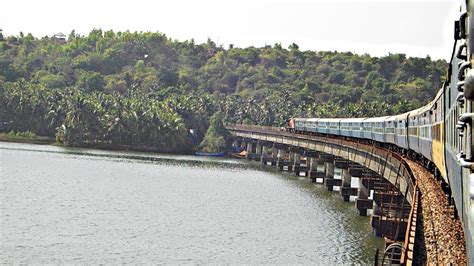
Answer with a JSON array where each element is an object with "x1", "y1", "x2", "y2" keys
[{"x1": 1, "y1": 142, "x2": 383, "y2": 264}]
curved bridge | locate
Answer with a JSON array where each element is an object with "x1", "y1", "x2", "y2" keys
[{"x1": 226, "y1": 124, "x2": 469, "y2": 264}]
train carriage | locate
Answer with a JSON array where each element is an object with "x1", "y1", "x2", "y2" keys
[
  {"x1": 393, "y1": 112, "x2": 410, "y2": 150},
  {"x1": 328, "y1": 118, "x2": 342, "y2": 136},
  {"x1": 305, "y1": 118, "x2": 318, "y2": 134},
  {"x1": 384, "y1": 116, "x2": 397, "y2": 145},
  {"x1": 316, "y1": 119, "x2": 329, "y2": 134},
  {"x1": 340, "y1": 118, "x2": 366, "y2": 138},
  {"x1": 317, "y1": 118, "x2": 341, "y2": 136},
  {"x1": 418, "y1": 103, "x2": 435, "y2": 162},
  {"x1": 430, "y1": 89, "x2": 446, "y2": 179},
  {"x1": 340, "y1": 119, "x2": 351, "y2": 137},
  {"x1": 363, "y1": 117, "x2": 387, "y2": 142},
  {"x1": 362, "y1": 119, "x2": 373, "y2": 140},
  {"x1": 293, "y1": 118, "x2": 307, "y2": 133},
  {"x1": 408, "y1": 105, "x2": 432, "y2": 155}
]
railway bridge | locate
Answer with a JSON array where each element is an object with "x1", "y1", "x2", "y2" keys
[{"x1": 226, "y1": 123, "x2": 469, "y2": 264}]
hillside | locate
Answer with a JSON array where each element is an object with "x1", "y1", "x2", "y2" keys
[{"x1": 0, "y1": 30, "x2": 447, "y2": 152}]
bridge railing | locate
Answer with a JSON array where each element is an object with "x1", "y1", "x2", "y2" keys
[{"x1": 225, "y1": 123, "x2": 282, "y2": 133}]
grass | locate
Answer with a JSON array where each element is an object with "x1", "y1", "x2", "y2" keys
[
  {"x1": 0, "y1": 131, "x2": 56, "y2": 145},
  {"x1": 7, "y1": 130, "x2": 37, "y2": 138}
]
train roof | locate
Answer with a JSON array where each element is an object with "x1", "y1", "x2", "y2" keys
[
  {"x1": 433, "y1": 87, "x2": 444, "y2": 103},
  {"x1": 409, "y1": 101, "x2": 433, "y2": 117},
  {"x1": 340, "y1": 118, "x2": 367, "y2": 122},
  {"x1": 317, "y1": 118, "x2": 343, "y2": 122},
  {"x1": 363, "y1": 116, "x2": 390, "y2": 122},
  {"x1": 390, "y1": 112, "x2": 410, "y2": 121}
]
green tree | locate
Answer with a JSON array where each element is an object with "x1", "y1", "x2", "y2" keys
[{"x1": 199, "y1": 111, "x2": 230, "y2": 153}]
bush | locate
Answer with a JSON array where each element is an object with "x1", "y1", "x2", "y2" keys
[{"x1": 7, "y1": 130, "x2": 37, "y2": 138}]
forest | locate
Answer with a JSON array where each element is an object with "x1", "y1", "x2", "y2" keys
[{"x1": 0, "y1": 29, "x2": 447, "y2": 153}]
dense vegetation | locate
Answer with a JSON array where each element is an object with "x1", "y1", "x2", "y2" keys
[{"x1": 0, "y1": 30, "x2": 446, "y2": 153}]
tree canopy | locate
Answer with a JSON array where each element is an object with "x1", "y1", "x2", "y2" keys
[{"x1": 0, "y1": 29, "x2": 447, "y2": 153}]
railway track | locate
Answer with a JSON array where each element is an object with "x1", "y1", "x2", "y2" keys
[{"x1": 404, "y1": 159, "x2": 467, "y2": 264}]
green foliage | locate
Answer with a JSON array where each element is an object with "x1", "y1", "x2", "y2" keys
[
  {"x1": 39, "y1": 73, "x2": 66, "y2": 88},
  {"x1": 7, "y1": 130, "x2": 37, "y2": 138},
  {"x1": 0, "y1": 30, "x2": 447, "y2": 153},
  {"x1": 77, "y1": 71, "x2": 104, "y2": 91},
  {"x1": 199, "y1": 111, "x2": 230, "y2": 153}
]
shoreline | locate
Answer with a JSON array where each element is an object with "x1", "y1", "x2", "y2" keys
[
  {"x1": 0, "y1": 133, "x2": 197, "y2": 155},
  {"x1": 0, "y1": 134, "x2": 57, "y2": 145}
]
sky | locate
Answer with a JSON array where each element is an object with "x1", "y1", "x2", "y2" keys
[{"x1": 1, "y1": 0, "x2": 460, "y2": 61}]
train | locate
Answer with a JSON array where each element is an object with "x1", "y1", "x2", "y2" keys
[
  {"x1": 288, "y1": 89, "x2": 444, "y2": 177},
  {"x1": 287, "y1": 1, "x2": 473, "y2": 261}
]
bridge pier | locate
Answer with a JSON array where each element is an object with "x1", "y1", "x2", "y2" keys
[
  {"x1": 240, "y1": 139, "x2": 246, "y2": 152},
  {"x1": 260, "y1": 143, "x2": 278, "y2": 166},
  {"x1": 324, "y1": 161, "x2": 337, "y2": 191},
  {"x1": 291, "y1": 148, "x2": 304, "y2": 176},
  {"x1": 232, "y1": 139, "x2": 241, "y2": 151},
  {"x1": 255, "y1": 142, "x2": 262, "y2": 159},
  {"x1": 370, "y1": 178, "x2": 410, "y2": 240},
  {"x1": 309, "y1": 157, "x2": 325, "y2": 183},
  {"x1": 260, "y1": 144, "x2": 269, "y2": 163},
  {"x1": 357, "y1": 186, "x2": 372, "y2": 216},
  {"x1": 276, "y1": 146, "x2": 289, "y2": 171},
  {"x1": 340, "y1": 168, "x2": 356, "y2": 202},
  {"x1": 245, "y1": 141, "x2": 254, "y2": 160},
  {"x1": 270, "y1": 145, "x2": 279, "y2": 166},
  {"x1": 306, "y1": 151, "x2": 318, "y2": 181},
  {"x1": 352, "y1": 168, "x2": 373, "y2": 216}
]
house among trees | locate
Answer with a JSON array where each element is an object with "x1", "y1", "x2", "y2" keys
[{"x1": 52, "y1": 32, "x2": 66, "y2": 42}]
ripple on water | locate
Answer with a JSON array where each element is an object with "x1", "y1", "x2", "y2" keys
[{"x1": 1, "y1": 142, "x2": 383, "y2": 264}]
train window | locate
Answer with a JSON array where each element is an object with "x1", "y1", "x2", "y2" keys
[
  {"x1": 448, "y1": 89, "x2": 451, "y2": 109},
  {"x1": 454, "y1": 107, "x2": 458, "y2": 150},
  {"x1": 452, "y1": 110, "x2": 455, "y2": 149}
]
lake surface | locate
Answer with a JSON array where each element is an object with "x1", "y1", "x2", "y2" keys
[{"x1": 1, "y1": 142, "x2": 383, "y2": 264}]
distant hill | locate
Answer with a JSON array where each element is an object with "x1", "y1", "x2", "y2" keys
[{"x1": 0, "y1": 30, "x2": 446, "y2": 152}]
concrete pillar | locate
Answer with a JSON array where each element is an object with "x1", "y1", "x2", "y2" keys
[
  {"x1": 260, "y1": 145, "x2": 268, "y2": 160},
  {"x1": 291, "y1": 151, "x2": 300, "y2": 175},
  {"x1": 309, "y1": 157, "x2": 318, "y2": 171},
  {"x1": 325, "y1": 162, "x2": 337, "y2": 191},
  {"x1": 246, "y1": 142, "x2": 253, "y2": 153},
  {"x1": 268, "y1": 146, "x2": 278, "y2": 166},
  {"x1": 356, "y1": 177, "x2": 372, "y2": 216},
  {"x1": 276, "y1": 148, "x2": 287, "y2": 171},
  {"x1": 261, "y1": 145, "x2": 274, "y2": 165},
  {"x1": 289, "y1": 151, "x2": 296, "y2": 165},
  {"x1": 241, "y1": 141, "x2": 247, "y2": 151},
  {"x1": 232, "y1": 139, "x2": 239, "y2": 150},
  {"x1": 340, "y1": 168, "x2": 352, "y2": 202},
  {"x1": 245, "y1": 142, "x2": 254, "y2": 160},
  {"x1": 308, "y1": 157, "x2": 318, "y2": 178},
  {"x1": 318, "y1": 162, "x2": 326, "y2": 173},
  {"x1": 308, "y1": 157, "x2": 324, "y2": 183},
  {"x1": 371, "y1": 179, "x2": 385, "y2": 237},
  {"x1": 255, "y1": 143, "x2": 262, "y2": 155},
  {"x1": 371, "y1": 202, "x2": 382, "y2": 237}
]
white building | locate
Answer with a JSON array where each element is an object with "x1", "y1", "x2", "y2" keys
[{"x1": 53, "y1": 32, "x2": 66, "y2": 42}]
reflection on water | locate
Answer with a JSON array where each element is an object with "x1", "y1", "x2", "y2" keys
[{"x1": 1, "y1": 142, "x2": 383, "y2": 264}]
